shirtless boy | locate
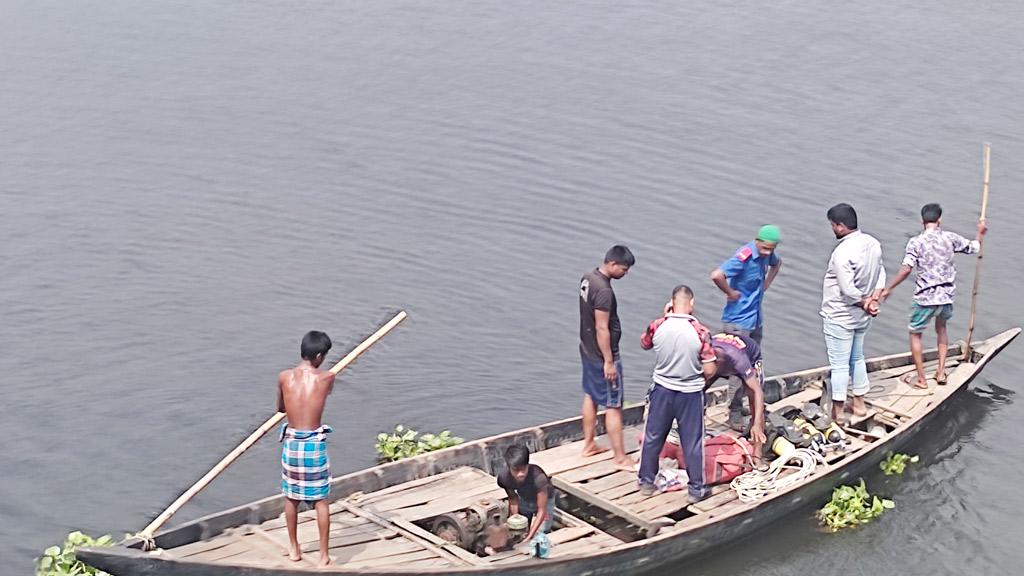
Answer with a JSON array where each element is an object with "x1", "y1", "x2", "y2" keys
[{"x1": 278, "y1": 331, "x2": 336, "y2": 567}]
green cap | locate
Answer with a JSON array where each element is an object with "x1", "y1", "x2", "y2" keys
[{"x1": 756, "y1": 224, "x2": 781, "y2": 244}]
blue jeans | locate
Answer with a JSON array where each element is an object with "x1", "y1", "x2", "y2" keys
[
  {"x1": 823, "y1": 319, "x2": 869, "y2": 402},
  {"x1": 519, "y1": 494, "x2": 556, "y2": 533}
]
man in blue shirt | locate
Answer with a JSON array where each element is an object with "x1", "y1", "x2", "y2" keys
[
  {"x1": 710, "y1": 225, "x2": 782, "y2": 430},
  {"x1": 710, "y1": 225, "x2": 783, "y2": 344}
]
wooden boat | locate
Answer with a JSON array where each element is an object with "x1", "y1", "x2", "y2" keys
[{"x1": 79, "y1": 328, "x2": 1019, "y2": 575}]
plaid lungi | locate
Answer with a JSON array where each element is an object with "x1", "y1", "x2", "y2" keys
[{"x1": 280, "y1": 424, "x2": 333, "y2": 501}]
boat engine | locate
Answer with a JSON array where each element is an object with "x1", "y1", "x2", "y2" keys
[{"x1": 429, "y1": 499, "x2": 507, "y2": 554}]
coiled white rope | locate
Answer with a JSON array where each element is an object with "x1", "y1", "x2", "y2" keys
[{"x1": 730, "y1": 448, "x2": 827, "y2": 503}]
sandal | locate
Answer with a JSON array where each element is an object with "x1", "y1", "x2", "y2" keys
[{"x1": 934, "y1": 371, "x2": 947, "y2": 386}]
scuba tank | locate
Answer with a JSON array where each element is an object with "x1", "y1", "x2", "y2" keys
[
  {"x1": 765, "y1": 411, "x2": 811, "y2": 457},
  {"x1": 791, "y1": 416, "x2": 825, "y2": 445},
  {"x1": 797, "y1": 402, "x2": 849, "y2": 452},
  {"x1": 799, "y1": 402, "x2": 847, "y2": 443}
]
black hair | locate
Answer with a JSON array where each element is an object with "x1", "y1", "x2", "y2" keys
[
  {"x1": 921, "y1": 203, "x2": 942, "y2": 223},
  {"x1": 604, "y1": 245, "x2": 636, "y2": 267},
  {"x1": 504, "y1": 444, "x2": 530, "y2": 469},
  {"x1": 300, "y1": 331, "x2": 332, "y2": 361},
  {"x1": 826, "y1": 203, "x2": 858, "y2": 230},
  {"x1": 672, "y1": 284, "x2": 693, "y2": 300}
]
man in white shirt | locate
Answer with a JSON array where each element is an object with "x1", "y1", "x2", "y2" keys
[{"x1": 821, "y1": 203, "x2": 885, "y2": 422}]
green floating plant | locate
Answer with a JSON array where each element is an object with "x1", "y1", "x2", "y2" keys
[
  {"x1": 37, "y1": 531, "x2": 114, "y2": 576},
  {"x1": 817, "y1": 479, "x2": 895, "y2": 532},
  {"x1": 880, "y1": 451, "x2": 919, "y2": 476},
  {"x1": 375, "y1": 425, "x2": 463, "y2": 462}
]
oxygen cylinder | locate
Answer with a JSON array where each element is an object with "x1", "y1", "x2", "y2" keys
[
  {"x1": 823, "y1": 421, "x2": 846, "y2": 443},
  {"x1": 771, "y1": 436, "x2": 796, "y2": 457},
  {"x1": 792, "y1": 417, "x2": 825, "y2": 444}
]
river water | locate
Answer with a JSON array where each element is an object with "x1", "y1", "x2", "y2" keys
[{"x1": 2, "y1": 1, "x2": 1022, "y2": 573}]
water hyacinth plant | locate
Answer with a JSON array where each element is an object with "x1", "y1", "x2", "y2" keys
[
  {"x1": 375, "y1": 425, "x2": 463, "y2": 462},
  {"x1": 880, "y1": 451, "x2": 919, "y2": 476},
  {"x1": 817, "y1": 479, "x2": 894, "y2": 532},
  {"x1": 37, "y1": 531, "x2": 114, "y2": 576}
]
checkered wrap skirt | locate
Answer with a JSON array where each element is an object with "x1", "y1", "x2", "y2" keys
[{"x1": 280, "y1": 424, "x2": 333, "y2": 501}]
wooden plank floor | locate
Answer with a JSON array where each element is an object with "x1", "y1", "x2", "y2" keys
[{"x1": 166, "y1": 503, "x2": 464, "y2": 570}]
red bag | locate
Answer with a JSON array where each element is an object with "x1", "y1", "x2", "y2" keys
[{"x1": 658, "y1": 433, "x2": 754, "y2": 485}]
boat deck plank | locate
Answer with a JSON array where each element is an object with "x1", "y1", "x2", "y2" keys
[{"x1": 530, "y1": 432, "x2": 642, "y2": 476}]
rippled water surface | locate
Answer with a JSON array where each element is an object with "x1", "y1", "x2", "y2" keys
[{"x1": 2, "y1": 1, "x2": 1023, "y2": 573}]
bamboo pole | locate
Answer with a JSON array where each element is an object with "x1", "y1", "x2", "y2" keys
[
  {"x1": 964, "y1": 144, "x2": 991, "y2": 361},
  {"x1": 137, "y1": 311, "x2": 408, "y2": 542}
]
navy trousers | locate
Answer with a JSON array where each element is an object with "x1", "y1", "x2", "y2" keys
[{"x1": 639, "y1": 384, "x2": 707, "y2": 499}]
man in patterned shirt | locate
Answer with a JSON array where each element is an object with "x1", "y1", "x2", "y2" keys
[{"x1": 882, "y1": 203, "x2": 987, "y2": 389}]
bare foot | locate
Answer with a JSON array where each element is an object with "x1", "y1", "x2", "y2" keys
[
  {"x1": 581, "y1": 443, "x2": 609, "y2": 458},
  {"x1": 287, "y1": 544, "x2": 302, "y2": 562},
  {"x1": 851, "y1": 396, "x2": 868, "y2": 417},
  {"x1": 612, "y1": 456, "x2": 636, "y2": 472},
  {"x1": 317, "y1": 553, "x2": 333, "y2": 569},
  {"x1": 901, "y1": 372, "x2": 929, "y2": 390}
]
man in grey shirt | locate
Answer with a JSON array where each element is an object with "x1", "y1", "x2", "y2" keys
[{"x1": 821, "y1": 203, "x2": 885, "y2": 422}]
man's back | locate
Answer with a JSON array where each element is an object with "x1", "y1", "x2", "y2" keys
[
  {"x1": 904, "y1": 228, "x2": 978, "y2": 305},
  {"x1": 279, "y1": 366, "x2": 334, "y2": 430},
  {"x1": 711, "y1": 332, "x2": 761, "y2": 378},
  {"x1": 646, "y1": 314, "x2": 713, "y2": 392}
]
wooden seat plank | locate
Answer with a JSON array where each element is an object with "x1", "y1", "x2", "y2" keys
[
  {"x1": 351, "y1": 467, "x2": 478, "y2": 504},
  {"x1": 189, "y1": 540, "x2": 252, "y2": 562},
  {"x1": 382, "y1": 486, "x2": 507, "y2": 521},
  {"x1": 558, "y1": 460, "x2": 627, "y2": 483},
  {"x1": 582, "y1": 470, "x2": 636, "y2": 493},
  {"x1": 170, "y1": 534, "x2": 237, "y2": 558},
  {"x1": 600, "y1": 480, "x2": 641, "y2": 500},
  {"x1": 687, "y1": 486, "x2": 738, "y2": 514},
  {"x1": 339, "y1": 500, "x2": 488, "y2": 566},
  {"x1": 328, "y1": 538, "x2": 423, "y2": 563},
  {"x1": 551, "y1": 476, "x2": 672, "y2": 537},
  {"x1": 547, "y1": 526, "x2": 595, "y2": 545},
  {"x1": 532, "y1": 436, "x2": 642, "y2": 476},
  {"x1": 344, "y1": 549, "x2": 447, "y2": 568},
  {"x1": 356, "y1": 468, "x2": 490, "y2": 511}
]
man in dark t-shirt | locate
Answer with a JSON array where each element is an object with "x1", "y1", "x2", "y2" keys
[
  {"x1": 578, "y1": 244, "x2": 636, "y2": 472},
  {"x1": 497, "y1": 445, "x2": 556, "y2": 545},
  {"x1": 706, "y1": 332, "x2": 767, "y2": 456}
]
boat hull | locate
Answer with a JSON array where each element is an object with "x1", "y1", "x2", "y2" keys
[{"x1": 78, "y1": 328, "x2": 1019, "y2": 575}]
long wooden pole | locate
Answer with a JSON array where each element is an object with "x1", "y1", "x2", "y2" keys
[
  {"x1": 964, "y1": 144, "x2": 991, "y2": 361},
  {"x1": 137, "y1": 311, "x2": 408, "y2": 541}
]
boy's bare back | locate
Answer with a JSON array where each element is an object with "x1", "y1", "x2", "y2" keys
[{"x1": 278, "y1": 366, "x2": 335, "y2": 430}]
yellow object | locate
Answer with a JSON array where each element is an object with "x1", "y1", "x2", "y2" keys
[
  {"x1": 823, "y1": 421, "x2": 846, "y2": 443},
  {"x1": 772, "y1": 436, "x2": 796, "y2": 457},
  {"x1": 792, "y1": 417, "x2": 825, "y2": 444}
]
